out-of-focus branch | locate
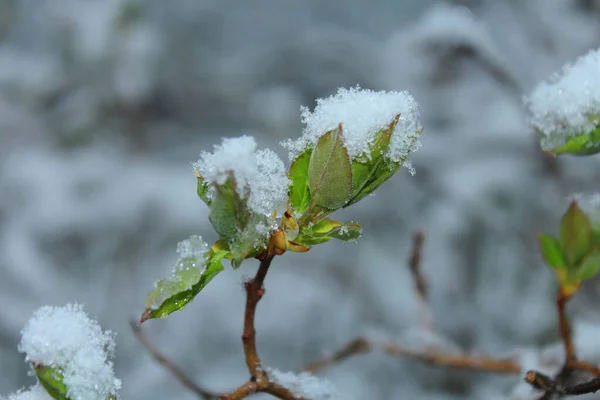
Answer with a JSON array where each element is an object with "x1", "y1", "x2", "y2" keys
[
  {"x1": 567, "y1": 360, "x2": 600, "y2": 377},
  {"x1": 131, "y1": 320, "x2": 218, "y2": 399},
  {"x1": 526, "y1": 371, "x2": 600, "y2": 396},
  {"x1": 302, "y1": 335, "x2": 521, "y2": 375},
  {"x1": 302, "y1": 338, "x2": 372, "y2": 374},
  {"x1": 407, "y1": 230, "x2": 433, "y2": 331}
]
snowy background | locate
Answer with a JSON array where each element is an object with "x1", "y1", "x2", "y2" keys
[{"x1": 2, "y1": 0, "x2": 600, "y2": 399}]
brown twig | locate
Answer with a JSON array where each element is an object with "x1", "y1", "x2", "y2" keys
[
  {"x1": 407, "y1": 231, "x2": 433, "y2": 331},
  {"x1": 302, "y1": 338, "x2": 372, "y2": 374},
  {"x1": 219, "y1": 255, "x2": 304, "y2": 399},
  {"x1": 532, "y1": 289, "x2": 578, "y2": 399},
  {"x1": 556, "y1": 289, "x2": 575, "y2": 363},
  {"x1": 567, "y1": 360, "x2": 600, "y2": 377},
  {"x1": 525, "y1": 371, "x2": 600, "y2": 395},
  {"x1": 380, "y1": 342, "x2": 521, "y2": 374},
  {"x1": 302, "y1": 336, "x2": 521, "y2": 375},
  {"x1": 242, "y1": 255, "x2": 273, "y2": 380},
  {"x1": 408, "y1": 230, "x2": 427, "y2": 302},
  {"x1": 130, "y1": 320, "x2": 218, "y2": 399}
]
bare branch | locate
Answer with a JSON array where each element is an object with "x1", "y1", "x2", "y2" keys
[
  {"x1": 407, "y1": 230, "x2": 433, "y2": 331},
  {"x1": 557, "y1": 289, "x2": 576, "y2": 363},
  {"x1": 130, "y1": 320, "x2": 218, "y2": 399},
  {"x1": 303, "y1": 336, "x2": 521, "y2": 375},
  {"x1": 302, "y1": 338, "x2": 372, "y2": 374},
  {"x1": 526, "y1": 371, "x2": 600, "y2": 396}
]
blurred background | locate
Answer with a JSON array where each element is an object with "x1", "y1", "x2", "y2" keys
[{"x1": 2, "y1": 0, "x2": 600, "y2": 399}]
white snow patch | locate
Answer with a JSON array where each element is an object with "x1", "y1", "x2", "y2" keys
[
  {"x1": 7, "y1": 385, "x2": 53, "y2": 400},
  {"x1": 524, "y1": 46, "x2": 600, "y2": 150},
  {"x1": 176, "y1": 235, "x2": 209, "y2": 261},
  {"x1": 266, "y1": 368, "x2": 349, "y2": 400},
  {"x1": 282, "y1": 86, "x2": 422, "y2": 172},
  {"x1": 18, "y1": 304, "x2": 121, "y2": 400},
  {"x1": 193, "y1": 135, "x2": 290, "y2": 216}
]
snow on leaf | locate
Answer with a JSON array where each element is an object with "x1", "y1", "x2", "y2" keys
[
  {"x1": 524, "y1": 46, "x2": 600, "y2": 154},
  {"x1": 266, "y1": 368, "x2": 349, "y2": 400},
  {"x1": 18, "y1": 304, "x2": 121, "y2": 400},
  {"x1": 8, "y1": 385, "x2": 53, "y2": 400},
  {"x1": 142, "y1": 236, "x2": 228, "y2": 322},
  {"x1": 282, "y1": 86, "x2": 422, "y2": 171},
  {"x1": 192, "y1": 135, "x2": 290, "y2": 217}
]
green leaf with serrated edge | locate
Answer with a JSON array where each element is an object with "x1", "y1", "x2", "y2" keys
[
  {"x1": 346, "y1": 125, "x2": 422, "y2": 207},
  {"x1": 538, "y1": 233, "x2": 567, "y2": 270},
  {"x1": 559, "y1": 200, "x2": 594, "y2": 267},
  {"x1": 308, "y1": 125, "x2": 352, "y2": 210},
  {"x1": 35, "y1": 365, "x2": 69, "y2": 400},
  {"x1": 141, "y1": 247, "x2": 228, "y2": 323},
  {"x1": 196, "y1": 174, "x2": 211, "y2": 206},
  {"x1": 208, "y1": 176, "x2": 250, "y2": 240},
  {"x1": 295, "y1": 220, "x2": 362, "y2": 246},
  {"x1": 287, "y1": 148, "x2": 312, "y2": 215},
  {"x1": 576, "y1": 250, "x2": 600, "y2": 281},
  {"x1": 550, "y1": 122, "x2": 600, "y2": 156},
  {"x1": 348, "y1": 115, "x2": 397, "y2": 202}
]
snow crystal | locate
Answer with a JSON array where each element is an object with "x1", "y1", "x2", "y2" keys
[
  {"x1": 266, "y1": 368, "x2": 348, "y2": 400},
  {"x1": 8, "y1": 385, "x2": 53, "y2": 400},
  {"x1": 572, "y1": 193, "x2": 600, "y2": 227},
  {"x1": 18, "y1": 304, "x2": 121, "y2": 400},
  {"x1": 193, "y1": 135, "x2": 290, "y2": 216},
  {"x1": 282, "y1": 86, "x2": 422, "y2": 167},
  {"x1": 524, "y1": 46, "x2": 600, "y2": 150},
  {"x1": 176, "y1": 235, "x2": 208, "y2": 260}
]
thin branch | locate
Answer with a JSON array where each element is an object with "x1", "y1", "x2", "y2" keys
[
  {"x1": 381, "y1": 342, "x2": 521, "y2": 374},
  {"x1": 408, "y1": 230, "x2": 427, "y2": 302},
  {"x1": 221, "y1": 255, "x2": 303, "y2": 399},
  {"x1": 302, "y1": 336, "x2": 521, "y2": 375},
  {"x1": 263, "y1": 383, "x2": 305, "y2": 400},
  {"x1": 407, "y1": 230, "x2": 433, "y2": 331},
  {"x1": 130, "y1": 320, "x2": 218, "y2": 399},
  {"x1": 302, "y1": 338, "x2": 372, "y2": 374},
  {"x1": 556, "y1": 289, "x2": 576, "y2": 363},
  {"x1": 525, "y1": 371, "x2": 600, "y2": 395},
  {"x1": 567, "y1": 360, "x2": 600, "y2": 377},
  {"x1": 534, "y1": 289, "x2": 578, "y2": 399},
  {"x1": 242, "y1": 255, "x2": 274, "y2": 380},
  {"x1": 217, "y1": 382, "x2": 259, "y2": 400}
]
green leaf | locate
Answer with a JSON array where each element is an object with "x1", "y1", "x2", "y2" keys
[
  {"x1": 195, "y1": 173, "x2": 211, "y2": 206},
  {"x1": 140, "y1": 248, "x2": 228, "y2": 323},
  {"x1": 576, "y1": 250, "x2": 600, "y2": 281},
  {"x1": 538, "y1": 233, "x2": 567, "y2": 270},
  {"x1": 35, "y1": 365, "x2": 69, "y2": 400},
  {"x1": 328, "y1": 222, "x2": 362, "y2": 241},
  {"x1": 208, "y1": 176, "x2": 250, "y2": 240},
  {"x1": 559, "y1": 200, "x2": 594, "y2": 267},
  {"x1": 347, "y1": 115, "x2": 398, "y2": 206},
  {"x1": 549, "y1": 123, "x2": 600, "y2": 156},
  {"x1": 295, "y1": 219, "x2": 362, "y2": 246},
  {"x1": 287, "y1": 148, "x2": 312, "y2": 214},
  {"x1": 230, "y1": 235, "x2": 266, "y2": 268},
  {"x1": 308, "y1": 125, "x2": 352, "y2": 210}
]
